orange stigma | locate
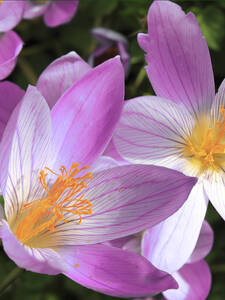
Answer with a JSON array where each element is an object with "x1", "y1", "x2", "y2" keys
[
  {"x1": 15, "y1": 163, "x2": 92, "y2": 244},
  {"x1": 183, "y1": 105, "x2": 225, "y2": 174}
]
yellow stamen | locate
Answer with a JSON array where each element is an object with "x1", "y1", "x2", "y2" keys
[
  {"x1": 183, "y1": 105, "x2": 225, "y2": 174},
  {"x1": 15, "y1": 163, "x2": 92, "y2": 244}
]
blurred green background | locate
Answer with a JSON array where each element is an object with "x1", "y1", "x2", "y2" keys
[{"x1": 2, "y1": 0, "x2": 225, "y2": 299}]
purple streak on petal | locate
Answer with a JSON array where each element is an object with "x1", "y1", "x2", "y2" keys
[
  {"x1": 1, "y1": 221, "x2": 60, "y2": 275},
  {"x1": 23, "y1": 1, "x2": 49, "y2": 19},
  {"x1": 44, "y1": 1, "x2": 79, "y2": 27},
  {"x1": 0, "y1": 31, "x2": 23, "y2": 80},
  {"x1": 56, "y1": 244, "x2": 177, "y2": 297},
  {"x1": 0, "y1": 81, "x2": 24, "y2": 141},
  {"x1": 113, "y1": 96, "x2": 193, "y2": 171},
  {"x1": 0, "y1": 86, "x2": 52, "y2": 219},
  {"x1": 189, "y1": 221, "x2": 214, "y2": 263},
  {"x1": 0, "y1": 1, "x2": 24, "y2": 32},
  {"x1": 142, "y1": 182, "x2": 208, "y2": 273},
  {"x1": 140, "y1": 1, "x2": 215, "y2": 114},
  {"x1": 51, "y1": 56, "x2": 124, "y2": 170},
  {"x1": 51, "y1": 164, "x2": 196, "y2": 246},
  {"x1": 163, "y1": 260, "x2": 211, "y2": 300},
  {"x1": 37, "y1": 51, "x2": 91, "y2": 109}
]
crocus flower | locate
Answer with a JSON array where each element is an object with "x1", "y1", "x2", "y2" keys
[
  {"x1": 24, "y1": 0, "x2": 79, "y2": 27},
  {"x1": 89, "y1": 27, "x2": 130, "y2": 76},
  {"x1": 0, "y1": 1, "x2": 24, "y2": 80},
  {"x1": 0, "y1": 57, "x2": 196, "y2": 297},
  {"x1": 122, "y1": 221, "x2": 213, "y2": 300},
  {"x1": 113, "y1": 0, "x2": 223, "y2": 272}
]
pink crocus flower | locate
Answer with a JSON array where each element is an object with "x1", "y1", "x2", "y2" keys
[
  {"x1": 119, "y1": 221, "x2": 213, "y2": 300},
  {"x1": 0, "y1": 1, "x2": 24, "y2": 79},
  {"x1": 23, "y1": 0, "x2": 79, "y2": 27},
  {"x1": 89, "y1": 27, "x2": 130, "y2": 76},
  {"x1": 0, "y1": 57, "x2": 196, "y2": 297},
  {"x1": 113, "y1": 0, "x2": 223, "y2": 273}
]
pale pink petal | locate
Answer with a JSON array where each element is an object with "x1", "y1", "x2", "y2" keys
[
  {"x1": 0, "y1": 86, "x2": 52, "y2": 220},
  {"x1": 37, "y1": 51, "x2": 91, "y2": 109},
  {"x1": 163, "y1": 260, "x2": 211, "y2": 300},
  {"x1": 42, "y1": 164, "x2": 196, "y2": 247},
  {"x1": 204, "y1": 173, "x2": 225, "y2": 220},
  {"x1": 23, "y1": 1, "x2": 49, "y2": 19},
  {"x1": 189, "y1": 221, "x2": 213, "y2": 263},
  {"x1": 44, "y1": 1, "x2": 79, "y2": 27},
  {"x1": 0, "y1": 1, "x2": 24, "y2": 32},
  {"x1": 1, "y1": 221, "x2": 60, "y2": 275},
  {"x1": 55, "y1": 244, "x2": 177, "y2": 297},
  {"x1": 0, "y1": 31, "x2": 23, "y2": 80},
  {"x1": 138, "y1": 1, "x2": 215, "y2": 114},
  {"x1": 0, "y1": 81, "x2": 25, "y2": 141},
  {"x1": 113, "y1": 96, "x2": 194, "y2": 173},
  {"x1": 142, "y1": 182, "x2": 208, "y2": 273},
  {"x1": 51, "y1": 57, "x2": 124, "y2": 170}
]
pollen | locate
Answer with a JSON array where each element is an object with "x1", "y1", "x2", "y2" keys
[
  {"x1": 183, "y1": 105, "x2": 225, "y2": 175},
  {"x1": 15, "y1": 163, "x2": 93, "y2": 244}
]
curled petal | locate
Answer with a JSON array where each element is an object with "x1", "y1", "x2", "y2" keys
[
  {"x1": 56, "y1": 244, "x2": 178, "y2": 297},
  {"x1": 139, "y1": 1, "x2": 215, "y2": 114},
  {"x1": 37, "y1": 51, "x2": 91, "y2": 108},
  {"x1": 51, "y1": 56, "x2": 124, "y2": 170}
]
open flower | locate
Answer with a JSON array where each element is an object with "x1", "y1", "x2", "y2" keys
[
  {"x1": 24, "y1": 0, "x2": 79, "y2": 27},
  {"x1": 0, "y1": 57, "x2": 196, "y2": 297},
  {"x1": 113, "y1": 0, "x2": 222, "y2": 272}
]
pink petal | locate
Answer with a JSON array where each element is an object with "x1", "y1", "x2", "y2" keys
[
  {"x1": 0, "y1": 31, "x2": 23, "y2": 80},
  {"x1": 44, "y1": 1, "x2": 79, "y2": 27},
  {"x1": 163, "y1": 260, "x2": 211, "y2": 300},
  {"x1": 142, "y1": 182, "x2": 208, "y2": 273},
  {"x1": 0, "y1": 1, "x2": 24, "y2": 32},
  {"x1": 103, "y1": 139, "x2": 128, "y2": 166},
  {"x1": 0, "y1": 86, "x2": 52, "y2": 220},
  {"x1": 51, "y1": 56, "x2": 124, "y2": 170},
  {"x1": 211, "y1": 79, "x2": 225, "y2": 124},
  {"x1": 1, "y1": 221, "x2": 60, "y2": 275},
  {"x1": 138, "y1": 1, "x2": 215, "y2": 114},
  {"x1": 56, "y1": 244, "x2": 178, "y2": 297},
  {"x1": 189, "y1": 221, "x2": 214, "y2": 263},
  {"x1": 49, "y1": 164, "x2": 196, "y2": 246},
  {"x1": 37, "y1": 51, "x2": 91, "y2": 109},
  {"x1": 113, "y1": 96, "x2": 194, "y2": 173},
  {"x1": 91, "y1": 155, "x2": 119, "y2": 172},
  {"x1": 0, "y1": 81, "x2": 25, "y2": 141}
]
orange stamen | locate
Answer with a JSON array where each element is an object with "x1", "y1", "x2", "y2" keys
[{"x1": 15, "y1": 163, "x2": 92, "y2": 244}]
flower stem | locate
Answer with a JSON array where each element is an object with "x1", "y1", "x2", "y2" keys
[{"x1": 0, "y1": 267, "x2": 24, "y2": 296}]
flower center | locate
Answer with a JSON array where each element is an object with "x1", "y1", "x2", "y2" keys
[
  {"x1": 15, "y1": 163, "x2": 92, "y2": 245},
  {"x1": 183, "y1": 105, "x2": 225, "y2": 175}
]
